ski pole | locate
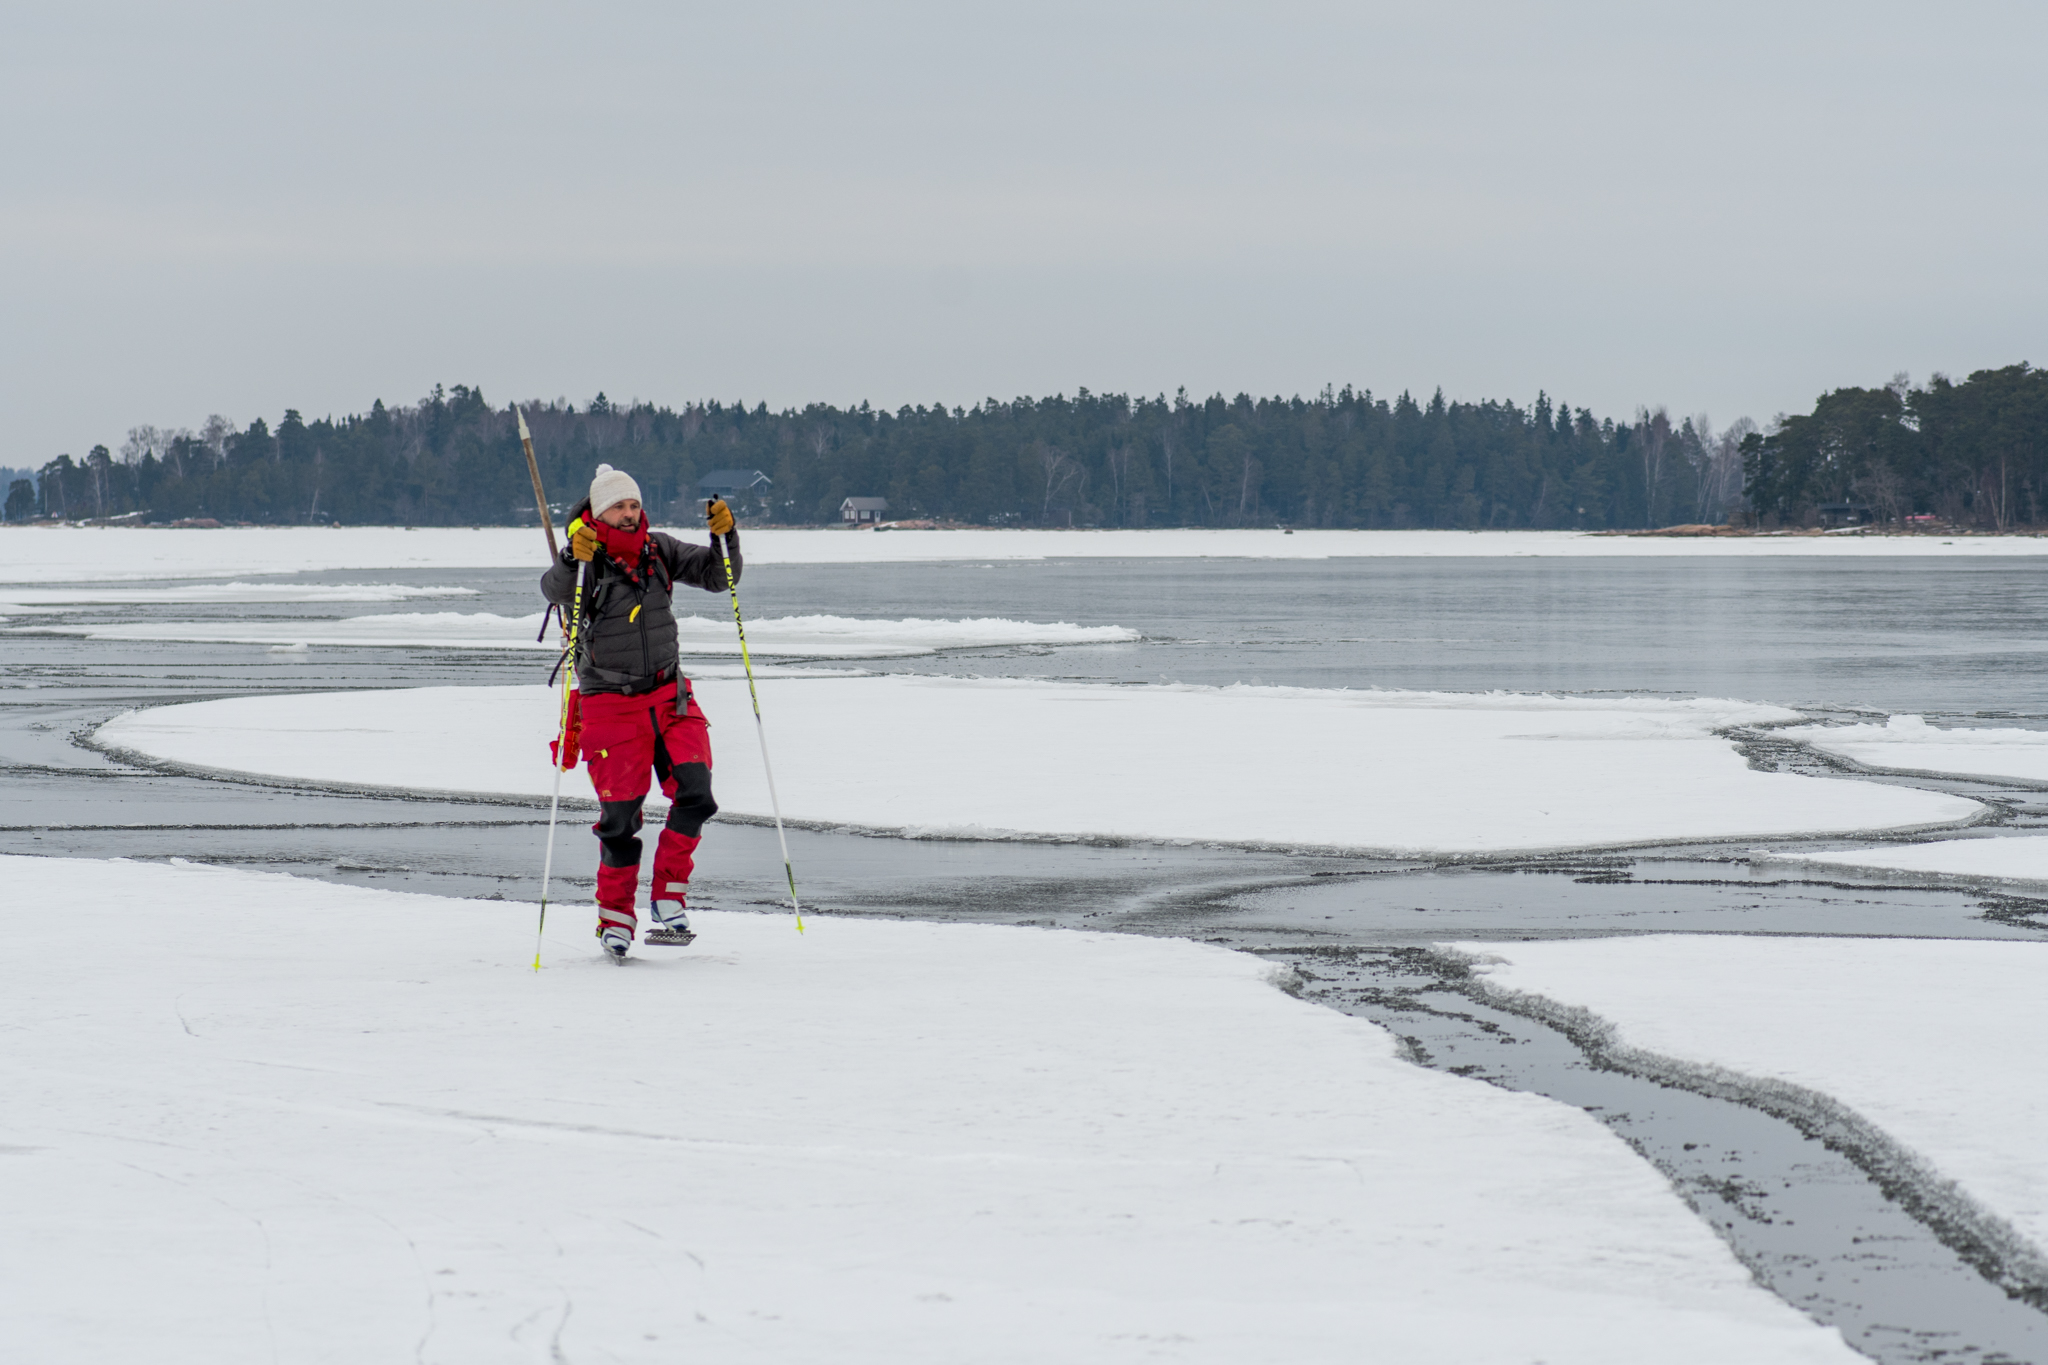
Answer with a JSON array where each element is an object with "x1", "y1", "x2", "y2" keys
[
  {"x1": 709, "y1": 502, "x2": 803, "y2": 932},
  {"x1": 534, "y1": 559, "x2": 585, "y2": 969}
]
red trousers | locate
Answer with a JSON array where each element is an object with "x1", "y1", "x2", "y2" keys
[{"x1": 580, "y1": 680, "x2": 715, "y2": 935}]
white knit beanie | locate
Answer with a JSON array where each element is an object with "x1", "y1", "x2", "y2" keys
[{"x1": 589, "y1": 464, "x2": 641, "y2": 517}]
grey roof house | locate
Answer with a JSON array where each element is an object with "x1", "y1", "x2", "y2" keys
[{"x1": 841, "y1": 497, "x2": 889, "y2": 524}]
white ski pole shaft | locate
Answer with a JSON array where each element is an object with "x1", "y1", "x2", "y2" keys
[
  {"x1": 534, "y1": 763, "x2": 566, "y2": 970},
  {"x1": 749, "y1": 694, "x2": 799, "y2": 918},
  {"x1": 534, "y1": 559, "x2": 585, "y2": 969}
]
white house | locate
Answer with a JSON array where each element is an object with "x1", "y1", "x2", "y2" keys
[{"x1": 841, "y1": 497, "x2": 889, "y2": 524}]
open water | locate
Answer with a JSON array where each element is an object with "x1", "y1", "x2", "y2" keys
[{"x1": 8, "y1": 550, "x2": 2048, "y2": 1361}]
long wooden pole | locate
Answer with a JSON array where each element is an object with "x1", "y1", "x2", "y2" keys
[{"x1": 516, "y1": 406, "x2": 558, "y2": 559}]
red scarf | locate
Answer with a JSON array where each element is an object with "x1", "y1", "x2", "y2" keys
[{"x1": 587, "y1": 517, "x2": 651, "y2": 579}]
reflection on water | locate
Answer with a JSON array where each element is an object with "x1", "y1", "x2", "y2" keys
[
  {"x1": 744, "y1": 556, "x2": 2048, "y2": 715},
  {"x1": 11, "y1": 554, "x2": 2048, "y2": 717}
]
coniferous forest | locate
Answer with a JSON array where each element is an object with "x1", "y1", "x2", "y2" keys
[{"x1": 7, "y1": 364, "x2": 2045, "y2": 530}]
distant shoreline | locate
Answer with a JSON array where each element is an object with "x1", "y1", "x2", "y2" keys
[
  {"x1": 3, "y1": 520, "x2": 2040, "y2": 540},
  {"x1": 9, "y1": 525, "x2": 2048, "y2": 590}
]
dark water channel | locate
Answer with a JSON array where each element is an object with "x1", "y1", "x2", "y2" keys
[{"x1": 9, "y1": 555, "x2": 2048, "y2": 1360}]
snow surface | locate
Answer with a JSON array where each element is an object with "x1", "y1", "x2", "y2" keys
[
  {"x1": 96, "y1": 680, "x2": 1976, "y2": 854},
  {"x1": 0, "y1": 581, "x2": 477, "y2": 605},
  {"x1": 1, "y1": 855, "x2": 1856, "y2": 1363},
  {"x1": 1459, "y1": 935, "x2": 2048, "y2": 1277},
  {"x1": 16, "y1": 612, "x2": 1138, "y2": 657},
  {"x1": 1767, "y1": 834, "x2": 2048, "y2": 889},
  {"x1": 5, "y1": 525, "x2": 2047, "y2": 583},
  {"x1": 1783, "y1": 714, "x2": 2048, "y2": 784}
]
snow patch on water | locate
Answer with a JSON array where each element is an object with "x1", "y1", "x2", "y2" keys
[
  {"x1": 0, "y1": 581, "x2": 478, "y2": 605},
  {"x1": 95, "y1": 679, "x2": 1976, "y2": 854},
  {"x1": 9, "y1": 525, "x2": 2048, "y2": 584},
  {"x1": 1782, "y1": 714, "x2": 2048, "y2": 784},
  {"x1": 10, "y1": 611, "x2": 1140, "y2": 657},
  {"x1": 1766, "y1": 834, "x2": 2048, "y2": 889}
]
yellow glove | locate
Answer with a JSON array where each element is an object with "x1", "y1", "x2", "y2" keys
[
  {"x1": 569, "y1": 517, "x2": 600, "y2": 562},
  {"x1": 705, "y1": 499, "x2": 735, "y2": 536}
]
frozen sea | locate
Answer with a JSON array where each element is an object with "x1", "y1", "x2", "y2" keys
[
  {"x1": 10, "y1": 535, "x2": 2048, "y2": 1363},
  {"x1": 758, "y1": 554, "x2": 2048, "y2": 712},
  {"x1": 15, "y1": 553, "x2": 2048, "y2": 712}
]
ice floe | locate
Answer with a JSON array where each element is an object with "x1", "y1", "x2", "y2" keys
[
  {"x1": 1783, "y1": 714, "x2": 2048, "y2": 784},
  {"x1": 18, "y1": 612, "x2": 1138, "y2": 657},
  {"x1": 96, "y1": 679, "x2": 1977, "y2": 853},
  {"x1": 12, "y1": 610, "x2": 544, "y2": 649},
  {"x1": 1456, "y1": 934, "x2": 2048, "y2": 1291},
  {"x1": 1767, "y1": 834, "x2": 2048, "y2": 890},
  {"x1": 0, "y1": 580, "x2": 478, "y2": 605},
  {"x1": 7, "y1": 524, "x2": 2048, "y2": 583},
  {"x1": 2, "y1": 855, "x2": 1857, "y2": 1362}
]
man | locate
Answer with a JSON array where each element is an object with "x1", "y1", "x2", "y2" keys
[{"x1": 541, "y1": 463, "x2": 739, "y2": 959}]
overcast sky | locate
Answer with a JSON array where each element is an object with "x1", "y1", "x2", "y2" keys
[{"x1": 5, "y1": 1, "x2": 2045, "y2": 461}]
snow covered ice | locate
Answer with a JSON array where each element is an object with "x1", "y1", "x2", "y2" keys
[
  {"x1": 1766, "y1": 718, "x2": 2048, "y2": 884},
  {"x1": 1768, "y1": 834, "x2": 2048, "y2": 890},
  {"x1": 1455, "y1": 935, "x2": 2048, "y2": 1287},
  {"x1": 0, "y1": 855, "x2": 1858, "y2": 1363},
  {"x1": 13, "y1": 611, "x2": 1138, "y2": 657},
  {"x1": 0, "y1": 581, "x2": 478, "y2": 605},
  {"x1": 95, "y1": 678, "x2": 1977, "y2": 853},
  {"x1": 1783, "y1": 713, "x2": 2048, "y2": 784}
]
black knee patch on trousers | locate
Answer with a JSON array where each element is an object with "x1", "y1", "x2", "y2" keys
[
  {"x1": 594, "y1": 799, "x2": 646, "y2": 868},
  {"x1": 664, "y1": 763, "x2": 718, "y2": 838}
]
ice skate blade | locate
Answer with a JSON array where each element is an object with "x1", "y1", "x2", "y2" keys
[{"x1": 644, "y1": 928, "x2": 696, "y2": 947}]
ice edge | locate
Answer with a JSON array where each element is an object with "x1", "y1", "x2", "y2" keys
[
  {"x1": 89, "y1": 708, "x2": 1994, "y2": 860},
  {"x1": 1431, "y1": 945, "x2": 2048, "y2": 1311},
  {"x1": 1752, "y1": 850, "x2": 2048, "y2": 896}
]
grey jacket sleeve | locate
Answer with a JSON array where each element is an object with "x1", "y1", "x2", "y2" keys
[
  {"x1": 659, "y1": 529, "x2": 741, "y2": 592},
  {"x1": 540, "y1": 551, "x2": 581, "y2": 606}
]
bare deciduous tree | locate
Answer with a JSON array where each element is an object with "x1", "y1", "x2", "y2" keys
[
  {"x1": 85, "y1": 445, "x2": 112, "y2": 518},
  {"x1": 1160, "y1": 429, "x2": 1176, "y2": 519},
  {"x1": 200, "y1": 415, "x2": 234, "y2": 471},
  {"x1": 1698, "y1": 417, "x2": 1753, "y2": 523},
  {"x1": 1106, "y1": 445, "x2": 1131, "y2": 526},
  {"x1": 1851, "y1": 462, "x2": 1906, "y2": 525},
  {"x1": 1635, "y1": 406, "x2": 1672, "y2": 527},
  {"x1": 120, "y1": 425, "x2": 164, "y2": 465},
  {"x1": 1038, "y1": 444, "x2": 1078, "y2": 523}
]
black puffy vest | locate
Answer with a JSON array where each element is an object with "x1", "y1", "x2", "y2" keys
[{"x1": 540, "y1": 529, "x2": 739, "y2": 694}]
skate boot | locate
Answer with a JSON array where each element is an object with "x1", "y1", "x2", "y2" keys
[
  {"x1": 598, "y1": 923, "x2": 632, "y2": 960},
  {"x1": 646, "y1": 899, "x2": 695, "y2": 947}
]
